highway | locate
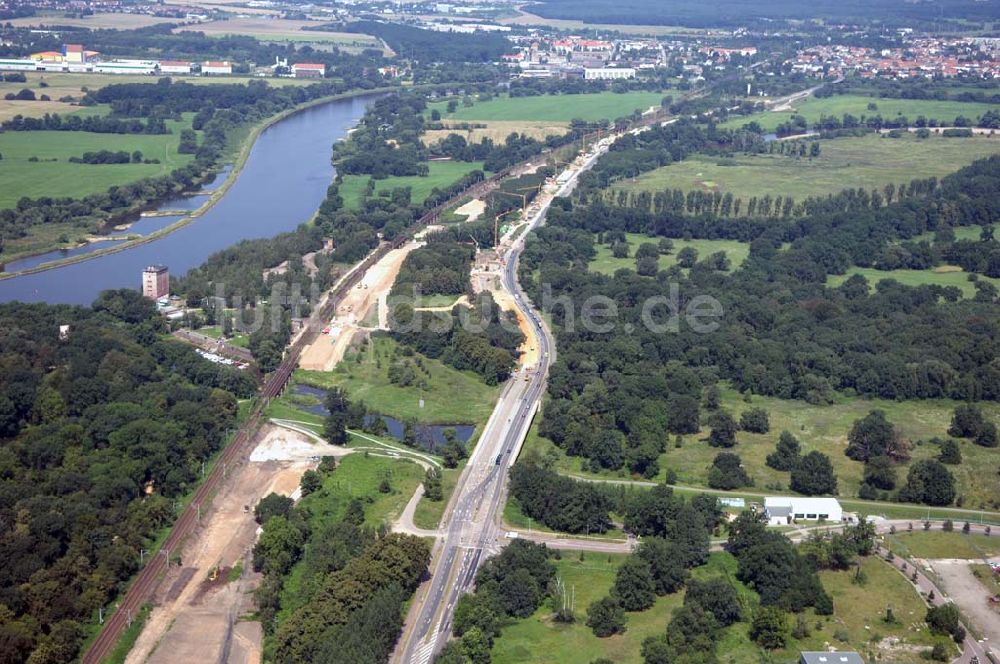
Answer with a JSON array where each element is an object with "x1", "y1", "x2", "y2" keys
[{"x1": 396, "y1": 136, "x2": 614, "y2": 664}]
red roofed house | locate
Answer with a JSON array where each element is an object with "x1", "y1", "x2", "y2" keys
[
  {"x1": 291, "y1": 62, "x2": 325, "y2": 78},
  {"x1": 63, "y1": 43, "x2": 85, "y2": 63}
]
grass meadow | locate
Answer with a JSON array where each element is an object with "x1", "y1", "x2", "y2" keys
[
  {"x1": 721, "y1": 94, "x2": 1000, "y2": 132},
  {"x1": 611, "y1": 133, "x2": 1000, "y2": 202},
  {"x1": 491, "y1": 551, "x2": 944, "y2": 664},
  {"x1": 884, "y1": 531, "x2": 1000, "y2": 559},
  {"x1": 523, "y1": 384, "x2": 1000, "y2": 510},
  {"x1": 294, "y1": 336, "x2": 501, "y2": 426},
  {"x1": 338, "y1": 160, "x2": 487, "y2": 209},
  {"x1": 0, "y1": 117, "x2": 196, "y2": 207},
  {"x1": 589, "y1": 232, "x2": 750, "y2": 275}
]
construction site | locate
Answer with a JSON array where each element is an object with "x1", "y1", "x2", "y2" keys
[{"x1": 124, "y1": 425, "x2": 349, "y2": 664}]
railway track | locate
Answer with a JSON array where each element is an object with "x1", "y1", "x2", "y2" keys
[{"x1": 80, "y1": 107, "x2": 672, "y2": 663}]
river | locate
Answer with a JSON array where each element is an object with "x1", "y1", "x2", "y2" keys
[{"x1": 0, "y1": 93, "x2": 378, "y2": 305}]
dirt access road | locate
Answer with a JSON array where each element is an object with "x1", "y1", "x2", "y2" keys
[
  {"x1": 125, "y1": 425, "x2": 348, "y2": 664},
  {"x1": 928, "y1": 558, "x2": 1000, "y2": 647},
  {"x1": 299, "y1": 240, "x2": 421, "y2": 371}
]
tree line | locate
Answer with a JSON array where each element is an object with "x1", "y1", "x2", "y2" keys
[{"x1": 250, "y1": 459, "x2": 431, "y2": 664}]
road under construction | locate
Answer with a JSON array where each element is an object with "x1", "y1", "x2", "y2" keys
[{"x1": 80, "y1": 108, "x2": 668, "y2": 664}]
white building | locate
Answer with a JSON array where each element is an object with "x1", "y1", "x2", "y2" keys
[
  {"x1": 584, "y1": 67, "x2": 636, "y2": 80},
  {"x1": 160, "y1": 60, "x2": 193, "y2": 74},
  {"x1": 93, "y1": 60, "x2": 157, "y2": 75},
  {"x1": 201, "y1": 60, "x2": 233, "y2": 75},
  {"x1": 764, "y1": 497, "x2": 842, "y2": 526},
  {"x1": 0, "y1": 58, "x2": 38, "y2": 71}
]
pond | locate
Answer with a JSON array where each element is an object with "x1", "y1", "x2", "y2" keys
[{"x1": 290, "y1": 384, "x2": 475, "y2": 453}]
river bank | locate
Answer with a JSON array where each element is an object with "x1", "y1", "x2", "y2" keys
[
  {"x1": 0, "y1": 86, "x2": 396, "y2": 280},
  {"x1": 0, "y1": 92, "x2": 382, "y2": 304}
]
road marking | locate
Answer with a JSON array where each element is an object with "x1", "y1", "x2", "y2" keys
[{"x1": 414, "y1": 635, "x2": 438, "y2": 664}]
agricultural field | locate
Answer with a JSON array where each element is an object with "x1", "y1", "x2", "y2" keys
[
  {"x1": 589, "y1": 232, "x2": 750, "y2": 275},
  {"x1": 7, "y1": 12, "x2": 175, "y2": 29},
  {"x1": 422, "y1": 120, "x2": 571, "y2": 147},
  {"x1": 524, "y1": 384, "x2": 1000, "y2": 509},
  {"x1": 497, "y1": 7, "x2": 708, "y2": 36},
  {"x1": 179, "y1": 18, "x2": 381, "y2": 47},
  {"x1": 827, "y1": 265, "x2": 1000, "y2": 299},
  {"x1": 293, "y1": 336, "x2": 501, "y2": 426},
  {"x1": 338, "y1": 160, "x2": 488, "y2": 209},
  {"x1": 0, "y1": 73, "x2": 315, "y2": 121},
  {"x1": 491, "y1": 552, "x2": 941, "y2": 664},
  {"x1": 611, "y1": 133, "x2": 1000, "y2": 203},
  {"x1": 426, "y1": 91, "x2": 668, "y2": 123},
  {"x1": 721, "y1": 93, "x2": 1000, "y2": 132},
  {"x1": 0, "y1": 117, "x2": 196, "y2": 208}
]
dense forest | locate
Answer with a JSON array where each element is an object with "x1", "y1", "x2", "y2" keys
[
  {"x1": 251, "y1": 465, "x2": 430, "y2": 664},
  {"x1": 392, "y1": 237, "x2": 474, "y2": 298},
  {"x1": 529, "y1": 0, "x2": 998, "y2": 28},
  {"x1": 340, "y1": 21, "x2": 511, "y2": 63},
  {"x1": 517, "y1": 154, "x2": 1000, "y2": 502},
  {"x1": 0, "y1": 293, "x2": 254, "y2": 663},
  {"x1": 392, "y1": 291, "x2": 524, "y2": 385}
]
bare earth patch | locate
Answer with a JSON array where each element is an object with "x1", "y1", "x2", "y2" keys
[
  {"x1": 423, "y1": 120, "x2": 570, "y2": 147},
  {"x1": 124, "y1": 425, "x2": 333, "y2": 664},
  {"x1": 928, "y1": 558, "x2": 1000, "y2": 642}
]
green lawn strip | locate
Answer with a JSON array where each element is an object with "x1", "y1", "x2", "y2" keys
[
  {"x1": 410, "y1": 293, "x2": 465, "y2": 308},
  {"x1": 589, "y1": 232, "x2": 749, "y2": 275},
  {"x1": 100, "y1": 604, "x2": 152, "y2": 664},
  {"x1": 492, "y1": 551, "x2": 946, "y2": 664},
  {"x1": 611, "y1": 134, "x2": 1000, "y2": 203},
  {"x1": 427, "y1": 91, "x2": 667, "y2": 123},
  {"x1": 412, "y1": 463, "x2": 463, "y2": 530},
  {"x1": 293, "y1": 336, "x2": 500, "y2": 426},
  {"x1": 883, "y1": 531, "x2": 1000, "y2": 559},
  {"x1": 338, "y1": 160, "x2": 487, "y2": 209},
  {"x1": 827, "y1": 265, "x2": 1000, "y2": 299},
  {"x1": 0, "y1": 116, "x2": 196, "y2": 207},
  {"x1": 720, "y1": 94, "x2": 1000, "y2": 132}
]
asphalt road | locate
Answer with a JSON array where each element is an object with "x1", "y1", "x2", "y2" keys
[{"x1": 395, "y1": 139, "x2": 614, "y2": 664}]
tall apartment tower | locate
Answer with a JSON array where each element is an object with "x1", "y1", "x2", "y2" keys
[{"x1": 142, "y1": 265, "x2": 169, "y2": 300}]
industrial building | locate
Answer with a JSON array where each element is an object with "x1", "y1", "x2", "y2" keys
[
  {"x1": 291, "y1": 62, "x2": 325, "y2": 78},
  {"x1": 142, "y1": 265, "x2": 170, "y2": 300},
  {"x1": 764, "y1": 497, "x2": 843, "y2": 526}
]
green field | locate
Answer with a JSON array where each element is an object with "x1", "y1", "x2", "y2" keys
[
  {"x1": 884, "y1": 531, "x2": 1000, "y2": 559},
  {"x1": 427, "y1": 91, "x2": 667, "y2": 123},
  {"x1": 612, "y1": 134, "x2": 1000, "y2": 202},
  {"x1": 589, "y1": 232, "x2": 750, "y2": 275},
  {"x1": 413, "y1": 464, "x2": 461, "y2": 530},
  {"x1": 0, "y1": 117, "x2": 195, "y2": 208},
  {"x1": 294, "y1": 336, "x2": 500, "y2": 426},
  {"x1": 491, "y1": 551, "x2": 942, "y2": 664},
  {"x1": 722, "y1": 94, "x2": 1000, "y2": 132},
  {"x1": 524, "y1": 384, "x2": 1000, "y2": 508},
  {"x1": 828, "y1": 265, "x2": 1000, "y2": 299},
  {"x1": 338, "y1": 160, "x2": 487, "y2": 209}
]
